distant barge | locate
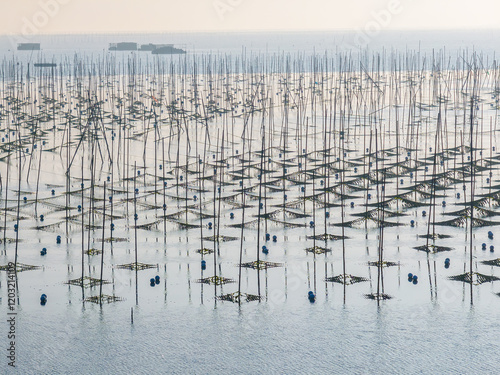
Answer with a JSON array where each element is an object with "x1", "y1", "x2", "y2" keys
[
  {"x1": 34, "y1": 63, "x2": 57, "y2": 68},
  {"x1": 109, "y1": 42, "x2": 186, "y2": 54},
  {"x1": 18, "y1": 43, "x2": 41, "y2": 51}
]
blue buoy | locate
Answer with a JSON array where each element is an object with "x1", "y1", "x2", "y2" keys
[
  {"x1": 350, "y1": 202, "x2": 354, "y2": 208},
  {"x1": 77, "y1": 205, "x2": 82, "y2": 212},
  {"x1": 40, "y1": 215, "x2": 44, "y2": 222},
  {"x1": 325, "y1": 211, "x2": 330, "y2": 218},
  {"x1": 488, "y1": 231, "x2": 494, "y2": 240},
  {"x1": 262, "y1": 246, "x2": 268, "y2": 254},
  {"x1": 134, "y1": 214, "x2": 138, "y2": 221},
  {"x1": 272, "y1": 235, "x2": 277, "y2": 242},
  {"x1": 482, "y1": 243, "x2": 487, "y2": 250},
  {"x1": 308, "y1": 291, "x2": 315, "y2": 302},
  {"x1": 208, "y1": 222, "x2": 212, "y2": 229},
  {"x1": 51, "y1": 189, "x2": 55, "y2": 195},
  {"x1": 41, "y1": 248, "x2": 47, "y2": 256},
  {"x1": 309, "y1": 221, "x2": 315, "y2": 228},
  {"x1": 410, "y1": 220, "x2": 415, "y2": 227},
  {"x1": 422, "y1": 210, "x2": 426, "y2": 217},
  {"x1": 456, "y1": 193, "x2": 460, "y2": 199},
  {"x1": 442, "y1": 201, "x2": 446, "y2": 207},
  {"x1": 284, "y1": 194, "x2": 287, "y2": 201},
  {"x1": 367, "y1": 193, "x2": 371, "y2": 200},
  {"x1": 56, "y1": 235, "x2": 61, "y2": 244},
  {"x1": 163, "y1": 204, "x2": 167, "y2": 211},
  {"x1": 23, "y1": 196, "x2": 27, "y2": 202},
  {"x1": 193, "y1": 195, "x2": 197, "y2": 201},
  {"x1": 230, "y1": 212, "x2": 234, "y2": 219},
  {"x1": 400, "y1": 179, "x2": 404, "y2": 185},
  {"x1": 265, "y1": 233, "x2": 270, "y2": 241},
  {"x1": 40, "y1": 294, "x2": 47, "y2": 305},
  {"x1": 135, "y1": 188, "x2": 139, "y2": 194},
  {"x1": 490, "y1": 245, "x2": 495, "y2": 253},
  {"x1": 413, "y1": 275, "x2": 418, "y2": 282},
  {"x1": 111, "y1": 223, "x2": 115, "y2": 231},
  {"x1": 155, "y1": 275, "x2": 160, "y2": 284},
  {"x1": 301, "y1": 186, "x2": 305, "y2": 192},
  {"x1": 408, "y1": 273, "x2": 413, "y2": 281},
  {"x1": 201, "y1": 260, "x2": 206, "y2": 270},
  {"x1": 150, "y1": 278, "x2": 155, "y2": 286}
]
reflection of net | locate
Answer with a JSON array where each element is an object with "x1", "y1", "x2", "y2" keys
[
  {"x1": 481, "y1": 258, "x2": 500, "y2": 267},
  {"x1": 85, "y1": 295, "x2": 123, "y2": 304},
  {"x1": 449, "y1": 272, "x2": 500, "y2": 285},
  {"x1": 0, "y1": 263, "x2": 40, "y2": 272},
  {"x1": 413, "y1": 245, "x2": 453, "y2": 253},
  {"x1": 116, "y1": 262, "x2": 156, "y2": 271},
  {"x1": 217, "y1": 292, "x2": 261, "y2": 303},
  {"x1": 66, "y1": 276, "x2": 111, "y2": 288},
  {"x1": 239, "y1": 260, "x2": 282, "y2": 270},
  {"x1": 365, "y1": 293, "x2": 393, "y2": 300},
  {"x1": 367, "y1": 261, "x2": 399, "y2": 267},
  {"x1": 305, "y1": 246, "x2": 331, "y2": 254},
  {"x1": 325, "y1": 274, "x2": 369, "y2": 285},
  {"x1": 197, "y1": 276, "x2": 234, "y2": 285}
]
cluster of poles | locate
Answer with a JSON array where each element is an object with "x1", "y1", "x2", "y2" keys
[{"x1": 1, "y1": 48, "x2": 500, "y2": 307}]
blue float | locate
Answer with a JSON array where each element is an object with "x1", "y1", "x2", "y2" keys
[{"x1": 308, "y1": 291, "x2": 315, "y2": 302}]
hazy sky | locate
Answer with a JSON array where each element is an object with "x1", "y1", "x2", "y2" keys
[{"x1": 1, "y1": 0, "x2": 499, "y2": 36}]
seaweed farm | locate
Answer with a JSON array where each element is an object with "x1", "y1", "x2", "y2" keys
[{"x1": 3, "y1": 48, "x2": 500, "y2": 373}]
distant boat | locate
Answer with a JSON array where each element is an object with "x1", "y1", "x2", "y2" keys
[
  {"x1": 109, "y1": 42, "x2": 186, "y2": 54},
  {"x1": 109, "y1": 42, "x2": 138, "y2": 51},
  {"x1": 139, "y1": 43, "x2": 174, "y2": 51},
  {"x1": 152, "y1": 46, "x2": 186, "y2": 55},
  {"x1": 34, "y1": 63, "x2": 57, "y2": 68},
  {"x1": 18, "y1": 43, "x2": 40, "y2": 51}
]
